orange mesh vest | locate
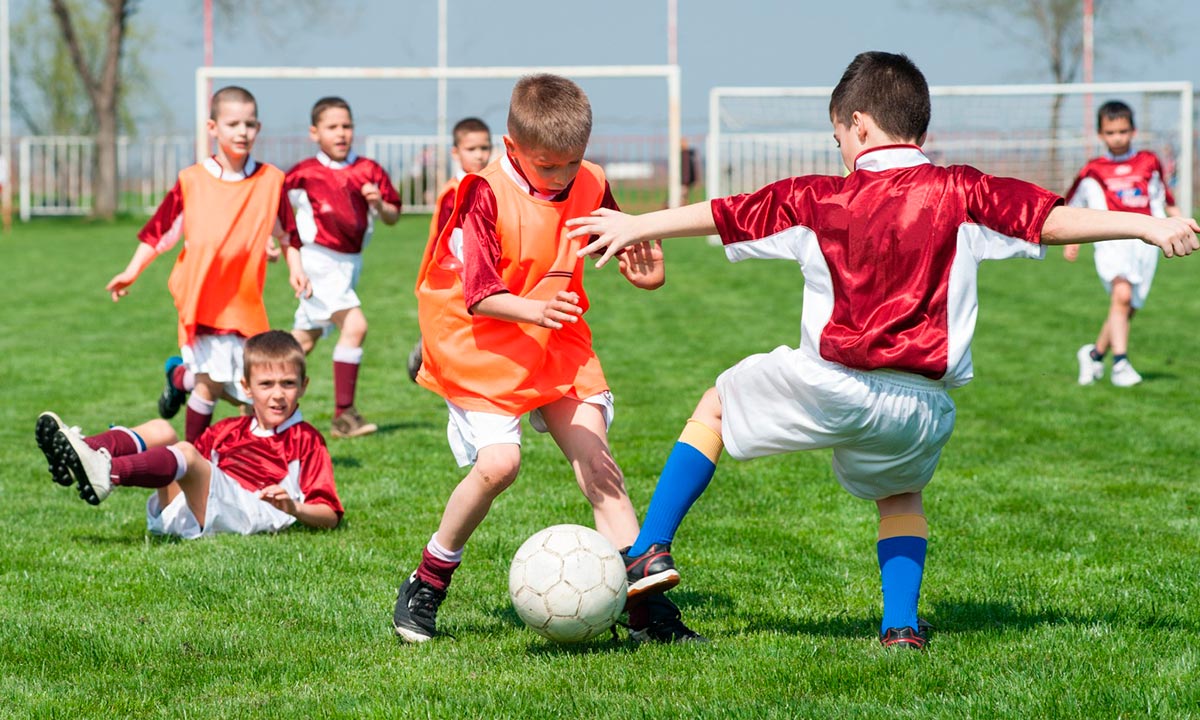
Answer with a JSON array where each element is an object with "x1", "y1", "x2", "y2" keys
[
  {"x1": 169, "y1": 163, "x2": 283, "y2": 345},
  {"x1": 415, "y1": 160, "x2": 608, "y2": 415}
]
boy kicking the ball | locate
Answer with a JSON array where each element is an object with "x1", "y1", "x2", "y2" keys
[
  {"x1": 566, "y1": 51, "x2": 1199, "y2": 649},
  {"x1": 36, "y1": 331, "x2": 342, "y2": 537}
]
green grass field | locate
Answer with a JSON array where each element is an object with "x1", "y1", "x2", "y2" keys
[{"x1": 2, "y1": 215, "x2": 1199, "y2": 719}]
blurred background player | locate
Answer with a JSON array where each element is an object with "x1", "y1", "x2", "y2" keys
[
  {"x1": 1063, "y1": 100, "x2": 1181, "y2": 387},
  {"x1": 284, "y1": 97, "x2": 402, "y2": 438},
  {"x1": 406, "y1": 116, "x2": 493, "y2": 383},
  {"x1": 392, "y1": 74, "x2": 702, "y2": 645},
  {"x1": 36, "y1": 331, "x2": 342, "y2": 537},
  {"x1": 110, "y1": 86, "x2": 308, "y2": 444}
]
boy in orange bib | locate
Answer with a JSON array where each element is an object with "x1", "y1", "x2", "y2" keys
[
  {"x1": 393, "y1": 74, "x2": 702, "y2": 644},
  {"x1": 108, "y1": 87, "x2": 310, "y2": 444}
]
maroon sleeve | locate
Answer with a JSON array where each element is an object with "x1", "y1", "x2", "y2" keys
[
  {"x1": 372, "y1": 163, "x2": 402, "y2": 207},
  {"x1": 459, "y1": 181, "x2": 507, "y2": 311},
  {"x1": 600, "y1": 181, "x2": 620, "y2": 212},
  {"x1": 710, "y1": 176, "x2": 840, "y2": 246},
  {"x1": 298, "y1": 428, "x2": 343, "y2": 518},
  {"x1": 435, "y1": 187, "x2": 457, "y2": 237},
  {"x1": 137, "y1": 180, "x2": 185, "y2": 251},
  {"x1": 277, "y1": 184, "x2": 298, "y2": 246},
  {"x1": 959, "y1": 166, "x2": 1063, "y2": 244}
]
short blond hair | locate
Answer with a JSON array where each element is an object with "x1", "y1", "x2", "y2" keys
[
  {"x1": 507, "y1": 74, "x2": 592, "y2": 153},
  {"x1": 210, "y1": 85, "x2": 257, "y2": 121},
  {"x1": 243, "y1": 330, "x2": 306, "y2": 381}
]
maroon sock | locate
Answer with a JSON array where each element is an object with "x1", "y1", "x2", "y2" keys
[
  {"x1": 171, "y1": 364, "x2": 190, "y2": 392},
  {"x1": 415, "y1": 547, "x2": 460, "y2": 592},
  {"x1": 111, "y1": 447, "x2": 179, "y2": 489},
  {"x1": 84, "y1": 428, "x2": 141, "y2": 457},
  {"x1": 333, "y1": 361, "x2": 360, "y2": 417},
  {"x1": 185, "y1": 407, "x2": 212, "y2": 443}
]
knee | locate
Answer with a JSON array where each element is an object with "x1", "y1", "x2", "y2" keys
[
  {"x1": 473, "y1": 448, "x2": 521, "y2": 495},
  {"x1": 694, "y1": 387, "x2": 723, "y2": 426},
  {"x1": 173, "y1": 441, "x2": 201, "y2": 465},
  {"x1": 1111, "y1": 282, "x2": 1133, "y2": 306}
]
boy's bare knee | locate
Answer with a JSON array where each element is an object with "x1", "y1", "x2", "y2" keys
[
  {"x1": 1111, "y1": 281, "x2": 1133, "y2": 306},
  {"x1": 473, "y1": 447, "x2": 522, "y2": 493},
  {"x1": 174, "y1": 441, "x2": 201, "y2": 465},
  {"x1": 693, "y1": 387, "x2": 723, "y2": 428}
]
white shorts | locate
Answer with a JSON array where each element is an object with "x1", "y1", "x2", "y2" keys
[
  {"x1": 293, "y1": 244, "x2": 363, "y2": 333},
  {"x1": 181, "y1": 334, "x2": 249, "y2": 404},
  {"x1": 717, "y1": 346, "x2": 957, "y2": 500},
  {"x1": 1093, "y1": 238, "x2": 1158, "y2": 309},
  {"x1": 145, "y1": 462, "x2": 298, "y2": 539},
  {"x1": 445, "y1": 391, "x2": 615, "y2": 467}
]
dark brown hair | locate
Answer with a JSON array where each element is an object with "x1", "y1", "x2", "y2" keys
[
  {"x1": 829, "y1": 52, "x2": 930, "y2": 142},
  {"x1": 1097, "y1": 100, "x2": 1134, "y2": 131},
  {"x1": 453, "y1": 117, "x2": 491, "y2": 146},
  {"x1": 311, "y1": 96, "x2": 353, "y2": 126}
]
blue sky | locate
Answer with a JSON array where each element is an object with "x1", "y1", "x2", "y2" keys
[{"x1": 16, "y1": 0, "x2": 1200, "y2": 137}]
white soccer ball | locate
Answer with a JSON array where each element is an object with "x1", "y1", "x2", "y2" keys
[{"x1": 508, "y1": 524, "x2": 628, "y2": 643}]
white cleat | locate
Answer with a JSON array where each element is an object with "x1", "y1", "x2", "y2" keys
[
  {"x1": 58, "y1": 429, "x2": 113, "y2": 505},
  {"x1": 1110, "y1": 359, "x2": 1143, "y2": 387},
  {"x1": 1076, "y1": 344, "x2": 1104, "y2": 386}
]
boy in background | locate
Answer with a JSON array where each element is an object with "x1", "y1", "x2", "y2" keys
[
  {"x1": 285, "y1": 97, "x2": 402, "y2": 437},
  {"x1": 393, "y1": 74, "x2": 702, "y2": 645},
  {"x1": 111, "y1": 86, "x2": 308, "y2": 444},
  {"x1": 407, "y1": 117, "x2": 493, "y2": 383},
  {"x1": 567, "y1": 52, "x2": 1198, "y2": 649},
  {"x1": 36, "y1": 331, "x2": 342, "y2": 537},
  {"x1": 1064, "y1": 100, "x2": 1181, "y2": 387}
]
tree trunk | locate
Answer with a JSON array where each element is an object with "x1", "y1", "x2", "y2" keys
[{"x1": 93, "y1": 101, "x2": 118, "y2": 218}]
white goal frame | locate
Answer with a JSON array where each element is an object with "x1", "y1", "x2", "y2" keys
[
  {"x1": 196, "y1": 65, "x2": 684, "y2": 207},
  {"x1": 708, "y1": 81, "x2": 1194, "y2": 218}
]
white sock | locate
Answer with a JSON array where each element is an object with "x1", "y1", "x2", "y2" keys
[
  {"x1": 166, "y1": 446, "x2": 188, "y2": 481},
  {"x1": 333, "y1": 344, "x2": 364, "y2": 364},
  {"x1": 427, "y1": 533, "x2": 464, "y2": 563},
  {"x1": 187, "y1": 395, "x2": 216, "y2": 415}
]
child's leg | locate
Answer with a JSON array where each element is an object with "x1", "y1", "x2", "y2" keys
[
  {"x1": 1096, "y1": 278, "x2": 1134, "y2": 356},
  {"x1": 628, "y1": 387, "x2": 724, "y2": 557},
  {"x1": 185, "y1": 374, "x2": 224, "y2": 443},
  {"x1": 330, "y1": 307, "x2": 367, "y2": 418},
  {"x1": 86, "y1": 418, "x2": 176, "y2": 456},
  {"x1": 291, "y1": 327, "x2": 323, "y2": 355},
  {"x1": 875, "y1": 491, "x2": 927, "y2": 635},
  {"x1": 539, "y1": 396, "x2": 639, "y2": 547}
]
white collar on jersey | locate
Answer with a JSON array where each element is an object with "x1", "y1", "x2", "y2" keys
[
  {"x1": 500, "y1": 153, "x2": 560, "y2": 201},
  {"x1": 1104, "y1": 149, "x2": 1136, "y2": 162},
  {"x1": 249, "y1": 408, "x2": 304, "y2": 437},
  {"x1": 316, "y1": 150, "x2": 359, "y2": 169},
  {"x1": 854, "y1": 144, "x2": 931, "y2": 172},
  {"x1": 203, "y1": 155, "x2": 258, "y2": 182}
]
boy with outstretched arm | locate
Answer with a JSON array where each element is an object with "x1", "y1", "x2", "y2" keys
[
  {"x1": 113, "y1": 86, "x2": 309, "y2": 443},
  {"x1": 36, "y1": 331, "x2": 342, "y2": 537},
  {"x1": 392, "y1": 74, "x2": 702, "y2": 644},
  {"x1": 567, "y1": 52, "x2": 1199, "y2": 650},
  {"x1": 285, "y1": 96, "x2": 402, "y2": 437}
]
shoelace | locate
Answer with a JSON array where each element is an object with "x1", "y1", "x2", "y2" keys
[{"x1": 408, "y1": 586, "x2": 445, "y2": 623}]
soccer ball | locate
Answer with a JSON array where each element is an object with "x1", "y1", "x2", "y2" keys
[{"x1": 508, "y1": 524, "x2": 628, "y2": 643}]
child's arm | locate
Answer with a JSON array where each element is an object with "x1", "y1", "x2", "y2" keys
[
  {"x1": 362, "y1": 183, "x2": 401, "y2": 225},
  {"x1": 566, "y1": 202, "x2": 718, "y2": 268},
  {"x1": 284, "y1": 245, "x2": 312, "y2": 299},
  {"x1": 106, "y1": 243, "x2": 159, "y2": 302},
  {"x1": 472, "y1": 291, "x2": 583, "y2": 330},
  {"x1": 1041, "y1": 206, "x2": 1199, "y2": 257},
  {"x1": 256, "y1": 485, "x2": 340, "y2": 529},
  {"x1": 616, "y1": 240, "x2": 665, "y2": 290}
]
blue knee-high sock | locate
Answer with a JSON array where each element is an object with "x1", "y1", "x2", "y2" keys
[
  {"x1": 877, "y1": 520, "x2": 927, "y2": 633},
  {"x1": 629, "y1": 421, "x2": 722, "y2": 556}
]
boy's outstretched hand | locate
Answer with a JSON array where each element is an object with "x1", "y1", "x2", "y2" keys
[
  {"x1": 1145, "y1": 216, "x2": 1200, "y2": 258},
  {"x1": 566, "y1": 208, "x2": 643, "y2": 268},
  {"x1": 106, "y1": 270, "x2": 138, "y2": 302},
  {"x1": 617, "y1": 239, "x2": 664, "y2": 289}
]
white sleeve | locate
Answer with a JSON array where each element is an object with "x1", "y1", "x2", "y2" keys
[
  {"x1": 1066, "y1": 176, "x2": 1106, "y2": 210},
  {"x1": 1148, "y1": 171, "x2": 1167, "y2": 218},
  {"x1": 287, "y1": 188, "x2": 318, "y2": 245}
]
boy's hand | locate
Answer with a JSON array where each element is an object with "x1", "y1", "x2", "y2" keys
[
  {"x1": 1144, "y1": 216, "x2": 1200, "y2": 258},
  {"x1": 257, "y1": 484, "x2": 298, "y2": 516},
  {"x1": 1063, "y1": 244, "x2": 1080, "y2": 262},
  {"x1": 537, "y1": 290, "x2": 583, "y2": 329},
  {"x1": 361, "y1": 182, "x2": 383, "y2": 213},
  {"x1": 266, "y1": 237, "x2": 282, "y2": 263},
  {"x1": 565, "y1": 209, "x2": 642, "y2": 268},
  {"x1": 289, "y1": 268, "x2": 312, "y2": 299},
  {"x1": 618, "y1": 239, "x2": 665, "y2": 289},
  {"x1": 105, "y1": 270, "x2": 138, "y2": 302}
]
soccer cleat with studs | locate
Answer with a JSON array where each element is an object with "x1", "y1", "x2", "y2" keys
[
  {"x1": 331, "y1": 406, "x2": 379, "y2": 439},
  {"x1": 626, "y1": 593, "x2": 707, "y2": 644},
  {"x1": 621, "y1": 543, "x2": 681, "y2": 600},
  {"x1": 57, "y1": 427, "x2": 114, "y2": 505},
  {"x1": 36, "y1": 412, "x2": 78, "y2": 487},
  {"x1": 393, "y1": 572, "x2": 446, "y2": 643},
  {"x1": 158, "y1": 356, "x2": 188, "y2": 419},
  {"x1": 879, "y1": 618, "x2": 932, "y2": 650},
  {"x1": 406, "y1": 337, "x2": 424, "y2": 384}
]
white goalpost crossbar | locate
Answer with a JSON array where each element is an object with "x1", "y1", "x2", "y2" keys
[
  {"x1": 196, "y1": 64, "x2": 684, "y2": 207},
  {"x1": 708, "y1": 81, "x2": 1194, "y2": 217}
]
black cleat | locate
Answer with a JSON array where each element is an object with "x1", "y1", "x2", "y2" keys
[
  {"x1": 158, "y1": 356, "x2": 187, "y2": 419},
  {"x1": 880, "y1": 618, "x2": 931, "y2": 650},
  {"x1": 628, "y1": 594, "x2": 707, "y2": 644},
  {"x1": 36, "y1": 412, "x2": 74, "y2": 486},
  {"x1": 621, "y1": 543, "x2": 681, "y2": 600},
  {"x1": 406, "y1": 337, "x2": 424, "y2": 383},
  {"x1": 393, "y1": 572, "x2": 446, "y2": 643}
]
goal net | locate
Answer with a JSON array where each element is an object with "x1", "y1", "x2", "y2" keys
[
  {"x1": 708, "y1": 82, "x2": 1194, "y2": 217},
  {"x1": 193, "y1": 65, "x2": 682, "y2": 214}
]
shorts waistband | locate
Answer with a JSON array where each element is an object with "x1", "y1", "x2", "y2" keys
[{"x1": 847, "y1": 366, "x2": 948, "y2": 392}]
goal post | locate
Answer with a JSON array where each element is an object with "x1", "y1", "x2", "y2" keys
[
  {"x1": 708, "y1": 81, "x2": 1193, "y2": 218},
  {"x1": 195, "y1": 64, "x2": 684, "y2": 208}
]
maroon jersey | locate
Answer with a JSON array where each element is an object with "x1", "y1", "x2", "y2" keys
[
  {"x1": 1065, "y1": 150, "x2": 1175, "y2": 215},
  {"x1": 138, "y1": 157, "x2": 296, "y2": 253},
  {"x1": 711, "y1": 145, "x2": 1062, "y2": 387},
  {"x1": 195, "y1": 411, "x2": 343, "y2": 517},
  {"x1": 284, "y1": 152, "x2": 402, "y2": 255}
]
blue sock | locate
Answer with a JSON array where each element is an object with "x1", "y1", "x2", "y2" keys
[
  {"x1": 629, "y1": 433, "x2": 719, "y2": 556},
  {"x1": 878, "y1": 535, "x2": 927, "y2": 633}
]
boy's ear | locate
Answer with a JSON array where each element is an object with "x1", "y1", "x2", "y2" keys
[
  {"x1": 502, "y1": 135, "x2": 517, "y2": 155},
  {"x1": 852, "y1": 111, "x2": 869, "y2": 143},
  {"x1": 299, "y1": 375, "x2": 309, "y2": 397},
  {"x1": 309, "y1": 125, "x2": 320, "y2": 143},
  {"x1": 206, "y1": 118, "x2": 218, "y2": 138}
]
